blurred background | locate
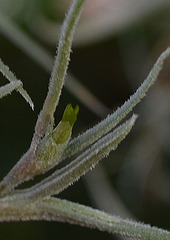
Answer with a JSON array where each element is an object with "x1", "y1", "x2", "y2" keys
[{"x1": 0, "y1": 0, "x2": 170, "y2": 239}]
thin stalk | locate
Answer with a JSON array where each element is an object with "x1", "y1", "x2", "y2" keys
[{"x1": 33, "y1": 0, "x2": 86, "y2": 141}]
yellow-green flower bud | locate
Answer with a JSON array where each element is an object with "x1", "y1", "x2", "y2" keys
[{"x1": 35, "y1": 104, "x2": 79, "y2": 174}]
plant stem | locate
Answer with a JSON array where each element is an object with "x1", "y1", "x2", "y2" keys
[
  {"x1": 37, "y1": 198, "x2": 170, "y2": 240},
  {"x1": 0, "y1": 198, "x2": 169, "y2": 240},
  {"x1": 0, "y1": 58, "x2": 34, "y2": 109},
  {"x1": 0, "y1": 0, "x2": 86, "y2": 196},
  {"x1": 33, "y1": 0, "x2": 86, "y2": 142},
  {"x1": 1, "y1": 115, "x2": 136, "y2": 205},
  {"x1": 0, "y1": 10, "x2": 109, "y2": 117},
  {"x1": 0, "y1": 81, "x2": 22, "y2": 99},
  {"x1": 64, "y1": 47, "x2": 170, "y2": 158}
]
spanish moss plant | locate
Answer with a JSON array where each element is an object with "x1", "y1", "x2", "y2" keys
[{"x1": 0, "y1": 0, "x2": 170, "y2": 239}]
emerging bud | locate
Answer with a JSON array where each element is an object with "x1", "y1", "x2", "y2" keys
[{"x1": 35, "y1": 104, "x2": 79, "y2": 174}]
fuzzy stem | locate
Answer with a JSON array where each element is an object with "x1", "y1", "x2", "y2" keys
[
  {"x1": 0, "y1": 81, "x2": 22, "y2": 99},
  {"x1": 37, "y1": 198, "x2": 170, "y2": 240},
  {"x1": 33, "y1": 0, "x2": 86, "y2": 142},
  {"x1": 0, "y1": 115, "x2": 136, "y2": 205},
  {"x1": 0, "y1": 58, "x2": 34, "y2": 109},
  {"x1": 0, "y1": 198, "x2": 169, "y2": 240},
  {"x1": 64, "y1": 47, "x2": 170, "y2": 158},
  {"x1": 0, "y1": 11, "x2": 109, "y2": 117},
  {"x1": 0, "y1": 0, "x2": 86, "y2": 197}
]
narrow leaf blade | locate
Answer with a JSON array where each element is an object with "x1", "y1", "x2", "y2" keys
[
  {"x1": 0, "y1": 81, "x2": 21, "y2": 99},
  {"x1": 64, "y1": 47, "x2": 170, "y2": 158},
  {"x1": 0, "y1": 58, "x2": 34, "y2": 109},
  {"x1": 5, "y1": 115, "x2": 137, "y2": 205}
]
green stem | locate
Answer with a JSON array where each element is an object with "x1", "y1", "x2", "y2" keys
[
  {"x1": 64, "y1": 47, "x2": 170, "y2": 158},
  {"x1": 0, "y1": 198, "x2": 169, "y2": 240},
  {"x1": 0, "y1": 0, "x2": 86, "y2": 197},
  {"x1": 33, "y1": 0, "x2": 86, "y2": 141},
  {"x1": 0, "y1": 58, "x2": 34, "y2": 109},
  {"x1": 1, "y1": 115, "x2": 136, "y2": 205},
  {"x1": 0, "y1": 10, "x2": 109, "y2": 117},
  {"x1": 37, "y1": 198, "x2": 170, "y2": 240},
  {"x1": 0, "y1": 81, "x2": 22, "y2": 99}
]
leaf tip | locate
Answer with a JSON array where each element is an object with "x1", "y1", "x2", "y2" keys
[{"x1": 62, "y1": 104, "x2": 79, "y2": 127}]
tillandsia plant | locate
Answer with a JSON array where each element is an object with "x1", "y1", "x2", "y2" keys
[{"x1": 0, "y1": 0, "x2": 170, "y2": 239}]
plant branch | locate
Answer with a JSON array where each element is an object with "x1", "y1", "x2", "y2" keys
[
  {"x1": 0, "y1": 81, "x2": 22, "y2": 99},
  {"x1": 0, "y1": 0, "x2": 86, "y2": 196},
  {"x1": 0, "y1": 10, "x2": 110, "y2": 117},
  {"x1": 0, "y1": 115, "x2": 136, "y2": 205},
  {"x1": 36, "y1": 198, "x2": 170, "y2": 240},
  {"x1": 0, "y1": 58, "x2": 34, "y2": 109},
  {"x1": 64, "y1": 47, "x2": 170, "y2": 158},
  {"x1": 0, "y1": 198, "x2": 169, "y2": 240},
  {"x1": 33, "y1": 0, "x2": 86, "y2": 141}
]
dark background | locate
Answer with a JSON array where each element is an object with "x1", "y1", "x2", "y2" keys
[{"x1": 0, "y1": 1, "x2": 170, "y2": 239}]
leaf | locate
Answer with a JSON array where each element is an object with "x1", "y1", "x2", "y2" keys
[
  {"x1": 0, "y1": 10, "x2": 109, "y2": 117},
  {"x1": 5, "y1": 115, "x2": 137, "y2": 205},
  {"x1": 64, "y1": 47, "x2": 170, "y2": 158},
  {"x1": 0, "y1": 0, "x2": 86, "y2": 197},
  {"x1": 34, "y1": 0, "x2": 86, "y2": 139},
  {"x1": 0, "y1": 197, "x2": 169, "y2": 240},
  {"x1": 0, "y1": 58, "x2": 34, "y2": 109},
  {"x1": 0, "y1": 81, "x2": 22, "y2": 99},
  {"x1": 61, "y1": 104, "x2": 79, "y2": 127},
  {"x1": 36, "y1": 197, "x2": 170, "y2": 240},
  {"x1": 34, "y1": 104, "x2": 79, "y2": 175}
]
